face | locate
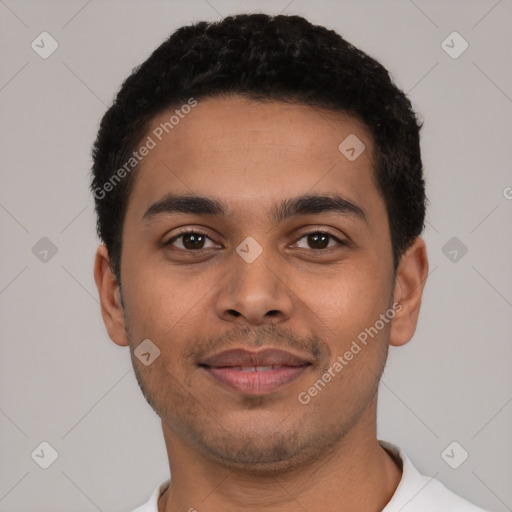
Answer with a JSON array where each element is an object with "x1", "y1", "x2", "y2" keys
[{"x1": 96, "y1": 96, "x2": 423, "y2": 473}]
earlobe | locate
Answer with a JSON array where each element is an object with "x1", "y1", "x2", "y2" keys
[
  {"x1": 389, "y1": 237, "x2": 429, "y2": 347},
  {"x1": 93, "y1": 244, "x2": 129, "y2": 347}
]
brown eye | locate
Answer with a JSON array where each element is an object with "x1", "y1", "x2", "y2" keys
[
  {"x1": 166, "y1": 230, "x2": 217, "y2": 251},
  {"x1": 295, "y1": 231, "x2": 345, "y2": 250}
]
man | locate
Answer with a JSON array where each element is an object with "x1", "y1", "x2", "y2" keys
[{"x1": 91, "y1": 13, "x2": 488, "y2": 512}]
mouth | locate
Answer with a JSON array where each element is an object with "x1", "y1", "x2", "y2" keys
[{"x1": 199, "y1": 348, "x2": 313, "y2": 395}]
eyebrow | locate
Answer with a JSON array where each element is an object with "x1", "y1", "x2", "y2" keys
[{"x1": 142, "y1": 193, "x2": 368, "y2": 225}]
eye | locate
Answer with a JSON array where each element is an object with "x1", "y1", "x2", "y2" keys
[
  {"x1": 164, "y1": 228, "x2": 347, "y2": 253},
  {"x1": 165, "y1": 229, "x2": 219, "y2": 251},
  {"x1": 293, "y1": 230, "x2": 346, "y2": 251}
]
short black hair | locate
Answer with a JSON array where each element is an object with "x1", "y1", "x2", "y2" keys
[{"x1": 91, "y1": 13, "x2": 426, "y2": 282}]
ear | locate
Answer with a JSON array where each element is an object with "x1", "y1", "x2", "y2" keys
[
  {"x1": 93, "y1": 244, "x2": 129, "y2": 347},
  {"x1": 389, "y1": 237, "x2": 429, "y2": 347}
]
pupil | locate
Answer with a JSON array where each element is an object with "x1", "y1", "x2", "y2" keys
[
  {"x1": 184, "y1": 233, "x2": 203, "y2": 249},
  {"x1": 310, "y1": 233, "x2": 328, "y2": 249},
  {"x1": 181, "y1": 233, "x2": 329, "y2": 250}
]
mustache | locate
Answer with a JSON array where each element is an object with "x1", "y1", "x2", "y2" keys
[{"x1": 182, "y1": 322, "x2": 330, "y2": 366}]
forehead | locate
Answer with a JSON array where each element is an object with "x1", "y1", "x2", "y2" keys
[{"x1": 126, "y1": 96, "x2": 383, "y2": 224}]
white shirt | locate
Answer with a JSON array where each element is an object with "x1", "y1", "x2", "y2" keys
[{"x1": 130, "y1": 440, "x2": 488, "y2": 511}]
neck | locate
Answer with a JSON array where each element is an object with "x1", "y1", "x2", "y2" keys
[{"x1": 157, "y1": 396, "x2": 402, "y2": 512}]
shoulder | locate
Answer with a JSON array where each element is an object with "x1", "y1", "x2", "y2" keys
[
  {"x1": 129, "y1": 478, "x2": 170, "y2": 512},
  {"x1": 379, "y1": 440, "x2": 490, "y2": 512},
  {"x1": 408, "y1": 476, "x2": 490, "y2": 511}
]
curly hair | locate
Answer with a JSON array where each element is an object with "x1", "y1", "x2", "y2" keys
[{"x1": 91, "y1": 13, "x2": 426, "y2": 282}]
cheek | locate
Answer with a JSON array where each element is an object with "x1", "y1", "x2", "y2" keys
[
  {"x1": 122, "y1": 267, "x2": 190, "y2": 341},
  {"x1": 298, "y1": 268, "x2": 393, "y2": 392},
  {"x1": 302, "y1": 264, "x2": 391, "y2": 334},
  {"x1": 122, "y1": 266, "x2": 224, "y2": 374}
]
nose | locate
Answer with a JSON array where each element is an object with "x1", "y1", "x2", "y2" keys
[{"x1": 214, "y1": 245, "x2": 294, "y2": 326}]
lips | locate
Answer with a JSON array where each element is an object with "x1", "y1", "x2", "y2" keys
[
  {"x1": 201, "y1": 348, "x2": 312, "y2": 368},
  {"x1": 199, "y1": 348, "x2": 312, "y2": 395}
]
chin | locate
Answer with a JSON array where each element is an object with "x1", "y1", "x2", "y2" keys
[{"x1": 193, "y1": 426, "x2": 342, "y2": 476}]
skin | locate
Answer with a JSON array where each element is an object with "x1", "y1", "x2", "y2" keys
[{"x1": 94, "y1": 96, "x2": 428, "y2": 512}]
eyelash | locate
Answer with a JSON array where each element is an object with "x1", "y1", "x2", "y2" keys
[{"x1": 165, "y1": 228, "x2": 347, "y2": 253}]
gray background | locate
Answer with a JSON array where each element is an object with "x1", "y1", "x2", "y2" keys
[{"x1": 1, "y1": 0, "x2": 511, "y2": 511}]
